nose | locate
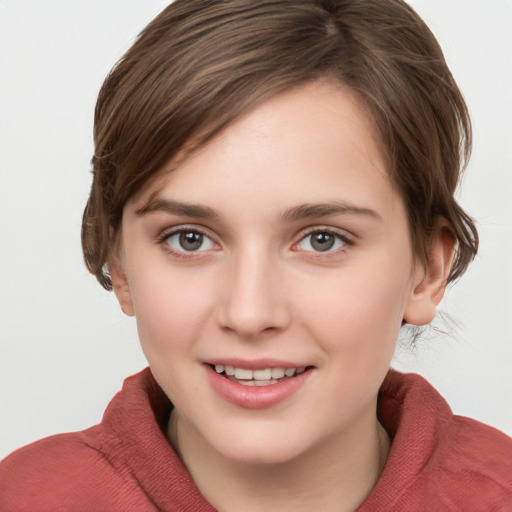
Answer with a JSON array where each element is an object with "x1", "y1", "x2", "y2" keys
[{"x1": 217, "y1": 249, "x2": 291, "y2": 339}]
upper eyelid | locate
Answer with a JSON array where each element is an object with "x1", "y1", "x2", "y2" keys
[
  {"x1": 157, "y1": 226, "x2": 220, "y2": 257},
  {"x1": 295, "y1": 225, "x2": 355, "y2": 242},
  {"x1": 157, "y1": 224, "x2": 217, "y2": 241},
  {"x1": 155, "y1": 224, "x2": 355, "y2": 249}
]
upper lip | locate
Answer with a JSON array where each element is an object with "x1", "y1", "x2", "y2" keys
[{"x1": 204, "y1": 358, "x2": 311, "y2": 370}]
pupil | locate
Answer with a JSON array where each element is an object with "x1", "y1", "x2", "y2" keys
[
  {"x1": 179, "y1": 231, "x2": 203, "y2": 251},
  {"x1": 311, "y1": 232, "x2": 334, "y2": 251}
]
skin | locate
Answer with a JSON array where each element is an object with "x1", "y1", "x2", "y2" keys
[{"x1": 111, "y1": 81, "x2": 453, "y2": 511}]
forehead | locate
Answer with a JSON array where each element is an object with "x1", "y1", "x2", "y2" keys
[{"x1": 127, "y1": 81, "x2": 397, "y2": 218}]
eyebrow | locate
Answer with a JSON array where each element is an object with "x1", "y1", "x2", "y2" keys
[
  {"x1": 281, "y1": 201, "x2": 382, "y2": 222},
  {"x1": 135, "y1": 198, "x2": 218, "y2": 219},
  {"x1": 136, "y1": 198, "x2": 381, "y2": 223}
]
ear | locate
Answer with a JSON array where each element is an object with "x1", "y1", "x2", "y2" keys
[
  {"x1": 109, "y1": 260, "x2": 135, "y2": 317},
  {"x1": 403, "y1": 220, "x2": 455, "y2": 326}
]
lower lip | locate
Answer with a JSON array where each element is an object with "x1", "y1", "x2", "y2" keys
[{"x1": 205, "y1": 365, "x2": 312, "y2": 409}]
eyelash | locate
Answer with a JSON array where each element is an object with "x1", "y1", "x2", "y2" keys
[
  {"x1": 292, "y1": 228, "x2": 354, "y2": 256},
  {"x1": 157, "y1": 226, "x2": 219, "y2": 258},
  {"x1": 156, "y1": 226, "x2": 354, "y2": 259}
]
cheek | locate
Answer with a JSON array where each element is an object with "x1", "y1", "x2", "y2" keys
[
  {"x1": 297, "y1": 261, "x2": 412, "y2": 357},
  {"x1": 126, "y1": 264, "x2": 216, "y2": 356}
]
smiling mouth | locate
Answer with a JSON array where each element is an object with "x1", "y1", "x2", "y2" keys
[{"x1": 210, "y1": 364, "x2": 310, "y2": 387}]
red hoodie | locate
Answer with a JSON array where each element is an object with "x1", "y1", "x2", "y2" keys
[{"x1": 1, "y1": 369, "x2": 511, "y2": 511}]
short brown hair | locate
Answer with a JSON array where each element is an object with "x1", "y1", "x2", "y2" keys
[{"x1": 82, "y1": 0, "x2": 478, "y2": 291}]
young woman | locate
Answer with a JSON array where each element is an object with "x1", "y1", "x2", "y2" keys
[{"x1": 1, "y1": 1, "x2": 511, "y2": 510}]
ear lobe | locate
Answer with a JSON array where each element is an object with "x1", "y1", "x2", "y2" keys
[
  {"x1": 109, "y1": 261, "x2": 135, "y2": 317},
  {"x1": 403, "y1": 221, "x2": 455, "y2": 326}
]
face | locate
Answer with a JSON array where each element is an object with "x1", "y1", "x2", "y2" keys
[{"x1": 114, "y1": 81, "x2": 429, "y2": 465}]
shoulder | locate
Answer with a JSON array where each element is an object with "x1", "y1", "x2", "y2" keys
[
  {"x1": 0, "y1": 369, "x2": 169, "y2": 511},
  {"x1": 372, "y1": 371, "x2": 512, "y2": 510},
  {"x1": 0, "y1": 427, "x2": 154, "y2": 511},
  {"x1": 442, "y1": 414, "x2": 512, "y2": 486},
  {"x1": 408, "y1": 416, "x2": 512, "y2": 510}
]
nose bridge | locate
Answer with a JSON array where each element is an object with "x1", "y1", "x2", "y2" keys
[{"x1": 218, "y1": 243, "x2": 289, "y2": 337}]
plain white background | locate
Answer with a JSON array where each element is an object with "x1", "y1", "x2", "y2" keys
[{"x1": 1, "y1": 0, "x2": 511, "y2": 460}]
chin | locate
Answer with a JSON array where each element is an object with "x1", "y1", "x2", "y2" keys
[
  {"x1": 224, "y1": 443, "x2": 306, "y2": 466},
  {"x1": 206, "y1": 423, "x2": 315, "y2": 466}
]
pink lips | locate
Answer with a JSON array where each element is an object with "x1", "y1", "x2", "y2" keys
[{"x1": 205, "y1": 363, "x2": 312, "y2": 409}]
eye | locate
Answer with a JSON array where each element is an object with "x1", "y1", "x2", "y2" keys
[
  {"x1": 295, "y1": 230, "x2": 348, "y2": 253},
  {"x1": 163, "y1": 229, "x2": 217, "y2": 253}
]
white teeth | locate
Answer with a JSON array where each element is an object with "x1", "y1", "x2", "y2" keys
[
  {"x1": 255, "y1": 379, "x2": 278, "y2": 386},
  {"x1": 271, "y1": 367, "x2": 285, "y2": 379},
  {"x1": 239, "y1": 379, "x2": 278, "y2": 387},
  {"x1": 253, "y1": 368, "x2": 272, "y2": 380},
  {"x1": 213, "y1": 364, "x2": 308, "y2": 382},
  {"x1": 234, "y1": 368, "x2": 253, "y2": 380}
]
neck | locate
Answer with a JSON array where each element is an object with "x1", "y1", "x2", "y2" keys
[{"x1": 168, "y1": 405, "x2": 390, "y2": 512}]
